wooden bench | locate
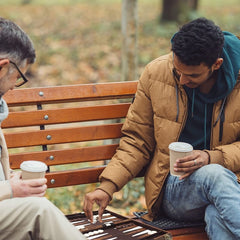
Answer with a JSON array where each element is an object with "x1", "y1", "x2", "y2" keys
[{"x1": 2, "y1": 81, "x2": 207, "y2": 240}]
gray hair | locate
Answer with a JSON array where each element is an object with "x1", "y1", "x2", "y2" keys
[{"x1": 0, "y1": 17, "x2": 36, "y2": 66}]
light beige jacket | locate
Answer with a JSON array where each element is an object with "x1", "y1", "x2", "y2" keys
[
  {"x1": 99, "y1": 53, "x2": 240, "y2": 221},
  {"x1": 0, "y1": 127, "x2": 12, "y2": 201}
]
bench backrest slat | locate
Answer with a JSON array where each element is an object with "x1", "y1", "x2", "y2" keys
[
  {"x1": 2, "y1": 104, "x2": 130, "y2": 128},
  {"x1": 4, "y1": 81, "x2": 137, "y2": 106},
  {"x1": 9, "y1": 144, "x2": 118, "y2": 169},
  {"x1": 48, "y1": 167, "x2": 106, "y2": 187},
  {"x1": 5, "y1": 123, "x2": 123, "y2": 148}
]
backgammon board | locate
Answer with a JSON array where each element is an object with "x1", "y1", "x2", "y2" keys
[{"x1": 66, "y1": 210, "x2": 172, "y2": 240}]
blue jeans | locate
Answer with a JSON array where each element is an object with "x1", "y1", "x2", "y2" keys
[{"x1": 162, "y1": 164, "x2": 240, "y2": 240}]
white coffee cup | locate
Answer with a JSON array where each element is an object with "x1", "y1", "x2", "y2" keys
[
  {"x1": 20, "y1": 161, "x2": 48, "y2": 180},
  {"x1": 168, "y1": 142, "x2": 193, "y2": 176}
]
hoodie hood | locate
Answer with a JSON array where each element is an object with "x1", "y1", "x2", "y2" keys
[
  {"x1": 197, "y1": 32, "x2": 240, "y2": 104},
  {"x1": 219, "y1": 32, "x2": 240, "y2": 94},
  {"x1": 210, "y1": 32, "x2": 240, "y2": 102}
]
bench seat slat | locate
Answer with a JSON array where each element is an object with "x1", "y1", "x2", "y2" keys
[
  {"x1": 46, "y1": 167, "x2": 105, "y2": 187},
  {"x1": 3, "y1": 81, "x2": 137, "y2": 106},
  {"x1": 169, "y1": 226, "x2": 206, "y2": 237},
  {"x1": 9, "y1": 144, "x2": 118, "y2": 169},
  {"x1": 2, "y1": 104, "x2": 130, "y2": 128},
  {"x1": 5, "y1": 123, "x2": 123, "y2": 148},
  {"x1": 171, "y1": 232, "x2": 208, "y2": 240}
]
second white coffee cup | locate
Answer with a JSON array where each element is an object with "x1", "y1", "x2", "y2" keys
[
  {"x1": 168, "y1": 142, "x2": 193, "y2": 176},
  {"x1": 20, "y1": 160, "x2": 48, "y2": 180}
]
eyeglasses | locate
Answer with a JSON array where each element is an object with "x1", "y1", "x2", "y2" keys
[{"x1": 9, "y1": 60, "x2": 29, "y2": 87}]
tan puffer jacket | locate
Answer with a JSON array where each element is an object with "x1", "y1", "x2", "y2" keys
[{"x1": 99, "y1": 53, "x2": 240, "y2": 221}]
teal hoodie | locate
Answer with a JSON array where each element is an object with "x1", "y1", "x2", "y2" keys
[{"x1": 179, "y1": 32, "x2": 240, "y2": 150}]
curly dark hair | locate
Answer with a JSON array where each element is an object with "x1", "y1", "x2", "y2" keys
[{"x1": 171, "y1": 18, "x2": 224, "y2": 67}]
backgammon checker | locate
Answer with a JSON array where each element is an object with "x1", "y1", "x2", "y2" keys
[{"x1": 66, "y1": 210, "x2": 172, "y2": 239}]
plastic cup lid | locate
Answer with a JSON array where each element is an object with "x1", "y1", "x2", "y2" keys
[
  {"x1": 168, "y1": 142, "x2": 193, "y2": 152},
  {"x1": 20, "y1": 161, "x2": 48, "y2": 172}
]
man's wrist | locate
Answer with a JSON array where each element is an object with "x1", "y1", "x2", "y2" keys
[
  {"x1": 97, "y1": 180, "x2": 118, "y2": 200},
  {"x1": 203, "y1": 150, "x2": 210, "y2": 164}
]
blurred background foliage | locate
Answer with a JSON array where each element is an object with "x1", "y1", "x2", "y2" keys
[
  {"x1": 0, "y1": 0, "x2": 239, "y2": 215},
  {"x1": 0, "y1": 0, "x2": 239, "y2": 88}
]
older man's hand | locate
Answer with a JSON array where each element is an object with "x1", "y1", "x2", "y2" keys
[{"x1": 9, "y1": 172, "x2": 47, "y2": 197}]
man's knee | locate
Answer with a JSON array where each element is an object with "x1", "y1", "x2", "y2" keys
[
  {"x1": 195, "y1": 164, "x2": 236, "y2": 182},
  {"x1": 21, "y1": 197, "x2": 56, "y2": 216},
  {"x1": 199, "y1": 164, "x2": 226, "y2": 175}
]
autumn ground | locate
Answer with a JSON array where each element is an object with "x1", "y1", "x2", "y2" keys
[{"x1": 0, "y1": 0, "x2": 239, "y2": 215}]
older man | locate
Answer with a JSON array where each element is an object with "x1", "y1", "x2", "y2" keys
[{"x1": 0, "y1": 17, "x2": 85, "y2": 240}]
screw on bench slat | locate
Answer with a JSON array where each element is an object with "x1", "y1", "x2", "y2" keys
[
  {"x1": 49, "y1": 155, "x2": 54, "y2": 160},
  {"x1": 46, "y1": 135, "x2": 52, "y2": 140},
  {"x1": 44, "y1": 115, "x2": 49, "y2": 120},
  {"x1": 39, "y1": 91, "x2": 44, "y2": 96},
  {"x1": 50, "y1": 179, "x2": 55, "y2": 184}
]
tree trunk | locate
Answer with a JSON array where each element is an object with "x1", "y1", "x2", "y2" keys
[
  {"x1": 161, "y1": 0, "x2": 199, "y2": 22},
  {"x1": 104, "y1": 0, "x2": 138, "y2": 165},
  {"x1": 189, "y1": 0, "x2": 199, "y2": 10},
  {"x1": 121, "y1": 0, "x2": 138, "y2": 82}
]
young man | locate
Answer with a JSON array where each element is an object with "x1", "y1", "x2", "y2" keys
[
  {"x1": 84, "y1": 18, "x2": 240, "y2": 239},
  {"x1": 0, "y1": 18, "x2": 85, "y2": 239}
]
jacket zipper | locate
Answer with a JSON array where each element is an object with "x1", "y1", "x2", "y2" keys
[
  {"x1": 210, "y1": 104, "x2": 216, "y2": 150},
  {"x1": 176, "y1": 87, "x2": 188, "y2": 141}
]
